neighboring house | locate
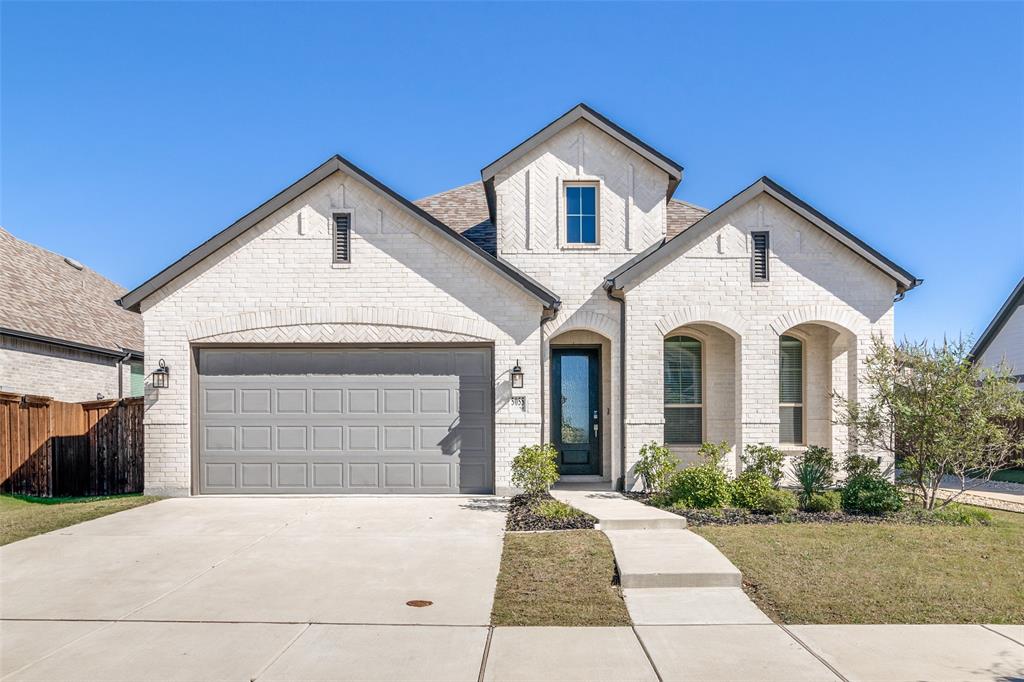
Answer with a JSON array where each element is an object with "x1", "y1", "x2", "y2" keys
[
  {"x1": 0, "y1": 226, "x2": 144, "y2": 402},
  {"x1": 119, "y1": 104, "x2": 920, "y2": 496},
  {"x1": 971, "y1": 276, "x2": 1024, "y2": 387}
]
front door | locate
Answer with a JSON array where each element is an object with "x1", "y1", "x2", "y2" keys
[{"x1": 551, "y1": 348, "x2": 601, "y2": 475}]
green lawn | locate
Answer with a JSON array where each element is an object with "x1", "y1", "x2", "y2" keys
[
  {"x1": 695, "y1": 508, "x2": 1024, "y2": 624},
  {"x1": 990, "y1": 468, "x2": 1024, "y2": 484},
  {"x1": 491, "y1": 530, "x2": 631, "y2": 626},
  {"x1": 0, "y1": 494, "x2": 160, "y2": 545}
]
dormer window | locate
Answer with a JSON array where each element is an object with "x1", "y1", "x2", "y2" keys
[{"x1": 565, "y1": 183, "x2": 598, "y2": 244}]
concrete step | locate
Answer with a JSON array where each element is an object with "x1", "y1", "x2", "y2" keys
[
  {"x1": 623, "y1": 587, "x2": 770, "y2": 624},
  {"x1": 550, "y1": 489, "x2": 687, "y2": 530},
  {"x1": 605, "y1": 529, "x2": 742, "y2": 589}
]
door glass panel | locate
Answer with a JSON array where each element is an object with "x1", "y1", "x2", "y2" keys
[{"x1": 559, "y1": 354, "x2": 590, "y2": 444}]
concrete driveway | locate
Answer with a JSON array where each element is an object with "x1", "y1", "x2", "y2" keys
[{"x1": 1, "y1": 495, "x2": 506, "y2": 680}]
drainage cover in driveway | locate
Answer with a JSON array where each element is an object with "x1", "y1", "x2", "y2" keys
[{"x1": 196, "y1": 348, "x2": 494, "y2": 494}]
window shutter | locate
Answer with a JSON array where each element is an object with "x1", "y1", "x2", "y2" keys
[
  {"x1": 333, "y1": 213, "x2": 351, "y2": 263},
  {"x1": 752, "y1": 231, "x2": 769, "y2": 281}
]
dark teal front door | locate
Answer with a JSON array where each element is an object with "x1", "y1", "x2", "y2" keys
[{"x1": 551, "y1": 348, "x2": 601, "y2": 475}]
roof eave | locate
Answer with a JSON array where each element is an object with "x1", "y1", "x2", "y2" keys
[
  {"x1": 479, "y1": 103, "x2": 684, "y2": 222},
  {"x1": 119, "y1": 155, "x2": 560, "y2": 312},
  {"x1": 608, "y1": 177, "x2": 920, "y2": 294},
  {"x1": 970, "y1": 276, "x2": 1024, "y2": 361}
]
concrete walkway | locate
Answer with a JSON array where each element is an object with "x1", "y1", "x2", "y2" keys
[
  {"x1": 551, "y1": 489, "x2": 762, "y2": 625},
  {"x1": 3, "y1": 621, "x2": 1021, "y2": 680},
  {"x1": 936, "y1": 475, "x2": 1024, "y2": 513}
]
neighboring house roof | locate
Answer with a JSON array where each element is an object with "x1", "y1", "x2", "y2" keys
[
  {"x1": 606, "y1": 176, "x2": 922, "y2": 295},
  {"x1": 118, "y1": 155, "x2": 561, "y2": 312},
  {"x1": 0, "y1": 226, "x2": 143, "y2": 355},
  {"x1": 414, "y1": 181, "x2": 708, "y2": 255},
  {"x1": 970, "y1": 275, "x2": 1024, "y2": 361},
  {"x1": 480, "y1": 103, "x2": 685, "y2": 225}
]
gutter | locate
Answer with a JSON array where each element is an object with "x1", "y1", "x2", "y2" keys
[
  {"x1": 0, "y1": 327, "x2": 142, "y2": 360},
  {"x1": 604, "y1": 281, "x2": 627, "y2": 491}
]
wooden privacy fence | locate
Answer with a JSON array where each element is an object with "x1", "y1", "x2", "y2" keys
[{"x1": 0, "y1": 393, "x2": 144, "y2": 497}]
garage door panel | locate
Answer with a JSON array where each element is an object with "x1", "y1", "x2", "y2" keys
[{"x1": 197, "y1": 348, "x2": 492, "y2": 494}]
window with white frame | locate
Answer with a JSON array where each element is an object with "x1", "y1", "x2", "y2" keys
[
  {"x1": 779, "y1": 334, "x2": 804, "y2": 444},
  {"x1": 565, "y1": 183, "x2": 598, "y2": 244},
  {"x1": 664, "y1": 335, "x2": 702, "y2": 444}
]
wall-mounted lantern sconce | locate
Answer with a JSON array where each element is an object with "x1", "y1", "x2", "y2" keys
[
  {"x1": 511, "y1": 360, "x2": 524, "y2": 389},
  {"x1": 152, "y1": 359, "x2": 170, "y2": 389}
]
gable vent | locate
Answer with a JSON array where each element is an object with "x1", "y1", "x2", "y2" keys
[
  {"x1": 751, "y1": 231, "x2": 769, "y2": 281},
  {"x1": 333, "y1": 213, "x2": 351, "y2": 263}
]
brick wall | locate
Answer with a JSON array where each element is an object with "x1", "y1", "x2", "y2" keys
[
  {"x1": 623, "y1": 194, "x2": 896, "y2": 487},
  {"x1": 0, "y1": 335, "x2": 133, "y2": 402},
  {"x1": 140, "y1": 169, "x2": 543, "y2": 496}
]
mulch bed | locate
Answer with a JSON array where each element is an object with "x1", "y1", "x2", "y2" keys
[
  {"x1": 624, "y1": 492, "x2": 966, "y2": 526},
  {"x1": 505, "y1": 493, "x2": 596, "y2": 532}
]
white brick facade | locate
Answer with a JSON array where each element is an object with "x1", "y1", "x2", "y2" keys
[{"x1": 136, "y1": 112, "x2": 908, "y2": 495}]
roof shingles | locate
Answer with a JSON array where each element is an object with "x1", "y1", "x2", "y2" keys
[
  {"x1": 413, "y1": 182, "x2": 706, "y2": 255},
  {"x1": 0, "y1": 227, "x2": 143, "y2": 352}
]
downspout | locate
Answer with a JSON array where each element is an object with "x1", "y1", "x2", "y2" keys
[
  {"x1": 605, "y1": 282, "x2": 627, "y2": 491},
  {"x1": 539, "y1": 305, "x2": 559, "y2": 445},
  {"x1": 116, "y1": 350, "x2": 133, "y2": 399}
]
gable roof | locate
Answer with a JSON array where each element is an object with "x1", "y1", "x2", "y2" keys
[
  {"x1": 0, "y1": 226, "x2": 143, "y2": 355},
  {"x1": 606, "y1": 176, "x2": 922, "y2": 294},
  {"x1": 970, "y1": 276, "x2": 1024, "y2": 361},
  {"x1": 118, "y1": 155, "x2": 560, "y2": 312},
  {"x1": 414, "y1": 181, "x2": 708, "y2": 256},
  {"x1": 480, "y1": 103, "x2": 685, "y2": 225}
]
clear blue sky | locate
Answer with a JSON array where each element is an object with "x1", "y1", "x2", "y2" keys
[{"x1": 3, "y1": 2, "x2": 1022, "y2": 344}]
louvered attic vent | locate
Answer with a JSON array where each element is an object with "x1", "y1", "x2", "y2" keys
[
  {"x1": 751, "y1": 231, "x2": 769, "y2": 281},
  {"x1": 333, "y1": 213, "x2": 351, "y2": 263}
]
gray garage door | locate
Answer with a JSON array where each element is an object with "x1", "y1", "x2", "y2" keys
[{"x1": 196, "y1": 347, "x2": 493, "y2": 494}]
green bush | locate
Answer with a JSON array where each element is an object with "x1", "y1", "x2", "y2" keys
[
  {"x1": 511, "y1": 444, "x2": 559, "y2": 496},
  {"x1": 533, "y1": 499, "x2": 582, "y2": 521},
  {"x1": 754, "y1": 488, "x2": 798, "y2": 514},
  {"x1": 802, "y1": 490, "x2": 842, "y2": 513},
  {"x1": 741, "y1": 443, "x2": 785, "y2": 486},
  {"x1": 667, "y1": 464, "x2": 731, "y2": 509},
  {"x1": 634, "y1": 441, "x2": 679, "y2": 493},
  {"x1": 841, "y1": 474, "x2": 903, "y2": 515},
  {"x1": 793, "y1": 446, "x2": 837, "y2": 506},
  {"x1": 932, "y1": 503, "x2": 993, "y2": 526},
  {"x1": 730, "y1": 471, "x2": 775, "y2": 510},
  {"x1": 844, "y1": 453, "x2": 881, "y2": 479},
  {"x1": 697, "y1": 441, "x2": 731, "y2": 469}
]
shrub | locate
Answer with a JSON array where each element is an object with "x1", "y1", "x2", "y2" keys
[
  {"x1": 730, "y1": 471, "x2": 775, "y2": 510},
  {"x1": 841, "y1": 473, "x2": 903, "y2": 515},
  {"x1": 697, "y1": 441, "x2": 731, "y2": 470},
  {"x1": 802, "y1": 490, "x2": 842, "y2": 513},
  {"x1": 844, "y1": 453, "x2": 881, "y2": 479},
  {"x1": 793, "y1": 446, "x2": 837, "y2": 506},
  {"x1": 754, "y1": 488, "x2": 798, "y2": 514},
  {"x1": 533, "y1": 499, "x2": 582, "y2": 521},
  {"x1": 634, "y1": 441, "x2": 679, "y2": 493},
  {"x1": 931, "y1": 503, "x2": 992, "y2": 526},
  {"x1": 667, "y1": 465, "x2": 731, "y2": 509},
  {"x1": 511, "y1": 444, "x2": 559, "y2": 496},
  {"x1": 741, "y1": 443, "x2": 785, "y2": 486}
]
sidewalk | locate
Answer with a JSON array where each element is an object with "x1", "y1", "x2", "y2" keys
[{"x1": 3, "y1": 620, "x2": 1021, "y2": 681}]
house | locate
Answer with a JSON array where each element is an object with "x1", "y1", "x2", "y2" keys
[
  {"x1": 971, "y1": 276, "x2": 1024, "y2": 387},
  {"x1": 0, "y1": 227, "x2": 144, "y2": 402},
  {"x1": 118, "y1": 104, "x2": 920, "y2": 496}
]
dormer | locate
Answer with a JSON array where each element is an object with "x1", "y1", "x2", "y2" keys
[{"x1": 481, "y1": 104, "x2": 683, "y2": 256}]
